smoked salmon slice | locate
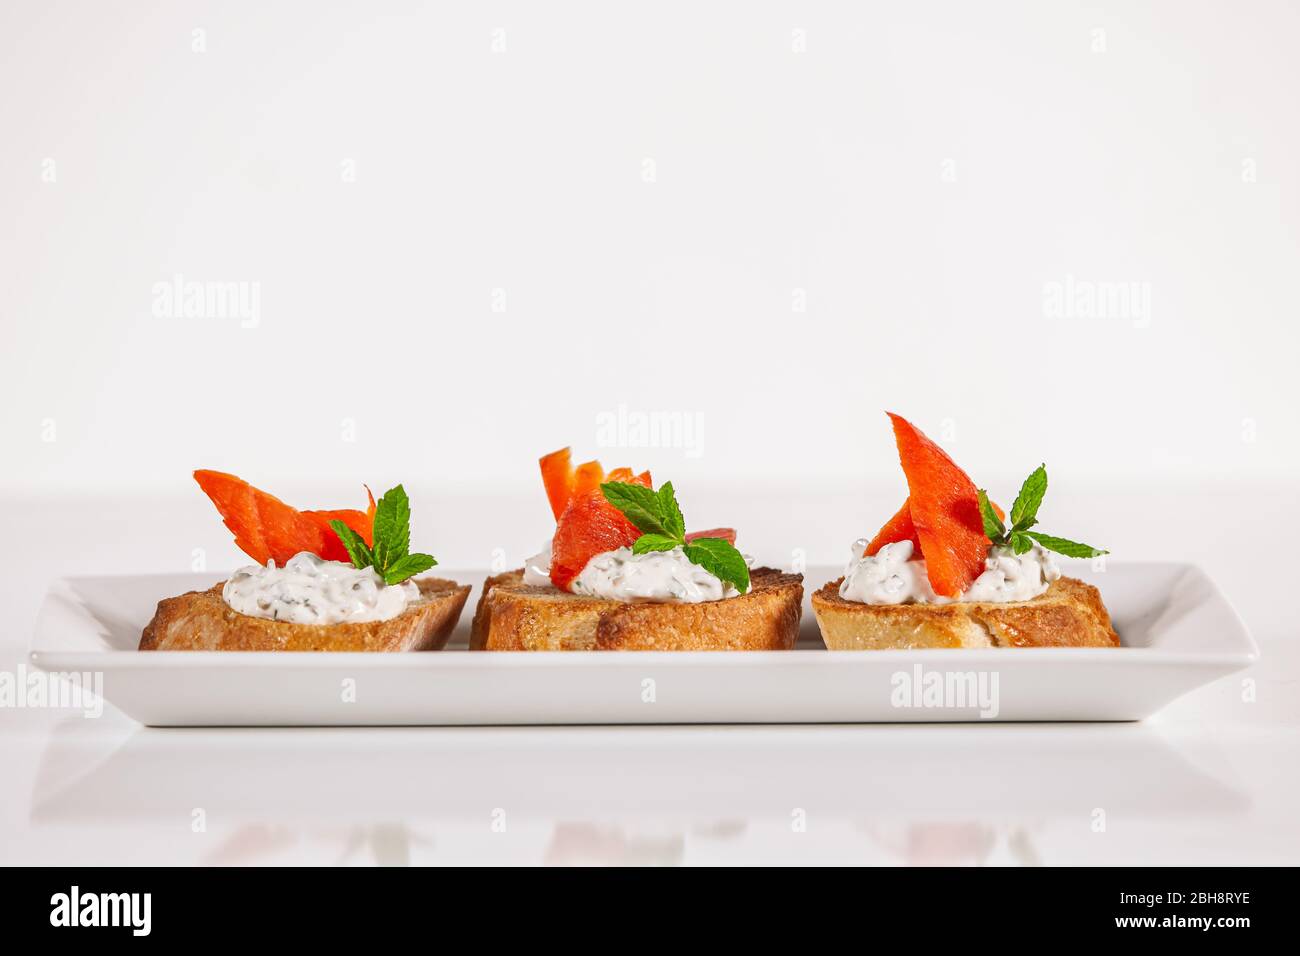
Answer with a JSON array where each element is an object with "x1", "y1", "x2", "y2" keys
[
  {"x1": 540, "y1": 448, "x2": 736, "y2": 590},
  {"x1": 572, "y1": 460, "x2": 606, "y2": 499},
  {"x1": 886, "y1": 413, "x2": 991, "y2": 597},
  {"x1": 865, "y1": 499, "x2": 921, "y2": 556},
  {"x1": 194, "y1": 470, "x2": 375, "y2": 567},
  {"x1": 303, "y1": 487, "x2": 377, "y2": 562},
  {"x1": 540, "y1": 448, "x2": 575, "y2": 521},
  {"x1": 686, "y1": 527, "x2": 737, "y2": 545},
  {"x1": 549, "y1": 469, "x2": 651, "y2": 591},
  {"x1": 866, "y1": 496, "x2": 1002, "y2": 558}
]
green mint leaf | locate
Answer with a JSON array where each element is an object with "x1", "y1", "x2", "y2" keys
[
  {"x1": 977, "y1": 489, "x2": 1006, "y2": 542},
  {"x1": 683, "y1": 538, "x2": 750, "y2": 595},
  {"x1": 1025, "y1": 531, "x2": 1108, "y2": 559},
  {"x1": 1008, "y1": 531, "x2": 1034, "y2": 555},
  {"x1": 371, "y1": 484, "x2": 412, "y2": 575},
  {"x1": 1009, "y1": 465, "x2": 1048, "y2": 531},
  {"x1": 632, "y1": 533, "x2": 680, "y2": 555},
  {"x1": 657, "y1": 481, "x2": 686, "y2": 541},
  {"x1": 601, "y1": 481, "x2": 672, "y2": 537},
  {"x1": 383, "y1": 552, "x2": 436, "y2": 585},
  {"x1": 329, "y1": 520, "x2": 374, "y2": 570}
]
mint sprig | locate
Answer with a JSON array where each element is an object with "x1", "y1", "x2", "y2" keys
[
  {"x1": 978, "y1": 465, "x2": 1107, "y2": 560},
  {"x1": 680, "y1": 537, "x2": 749, "y2": 593},
  {"x1": 600, "y1": 482, "x2": 674, "y2": 537},
  {"x1": 330, "y1": 484, "x2": 437, "y2": 585},
  {"x1": 601, "y1": 480, "x2": 749, "y2": 594},
  {"x1": 1022, "y1": 532, "x2": 1105, "y2": 559}
]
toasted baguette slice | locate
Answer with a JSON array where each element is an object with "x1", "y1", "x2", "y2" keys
[
  {"x1": 471, "y1": 567, "x2": 804, "y2": 651},
  {"x1": 811, "y1": 576, "x2": 1119, "y2": 650},
  {"x1": 139, "y1": 577, "x2": 470, "y2": 651}
]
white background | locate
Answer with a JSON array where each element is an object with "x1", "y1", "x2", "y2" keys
[
  {"x1": 3, "y1": 2, "x2": 1298, "y2": 506},
  {"x1": 1, "y1": 2, "x2": 1298, "y2": 866}
]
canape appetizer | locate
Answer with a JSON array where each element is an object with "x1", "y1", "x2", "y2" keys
[
  {"x1": 471, "y1": 448, "x2": 803, "y2": 650},
  {"x1": 139, "y1": 472, "x2": 470, "y2": 651},
  {"x1": 812, "y1": 414, "x2": 1119, "y2": 649}
]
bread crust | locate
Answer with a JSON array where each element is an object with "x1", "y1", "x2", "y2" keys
[
  {"x1": 139, "y1": 577, "x2": 470, "y2": 651},
  {"x1": 471, "y1": 567, "x2": 804, "y2": 651},
  {"x1": 811, "y1": 575, "x2": 1120, "y2": 650}
]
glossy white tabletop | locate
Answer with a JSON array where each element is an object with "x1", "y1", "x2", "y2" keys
[{"x1": 2, "y1": 488, "x2": 1297, "y2": 866}]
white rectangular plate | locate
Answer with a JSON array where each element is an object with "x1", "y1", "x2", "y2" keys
[{"x1": 30, "y1": 563, "x2": 1256, "y2": 725}]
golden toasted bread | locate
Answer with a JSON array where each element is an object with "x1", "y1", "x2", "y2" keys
[
  {"x1": 139, "y1": 577, "x2": 470, "y2": 651},
  {"x1": 471, "y1": 567, "x2": 804, "y2": 651},
  {"x1": 811, "y1": 576, "x2": 1119, "y2": 649}
]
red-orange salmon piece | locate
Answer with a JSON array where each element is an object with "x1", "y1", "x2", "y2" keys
[
  {"x1": 303, "y1": 510, "x2": 368, "y2": 562},
  {"x1": 304, "y1": 487, "x2": 377, "y2": 562},
  {"x1": 865, "y1": 500, "x2": 921, "y2": 556},
  {"x1": 572, "y1": 460, "x2": 605, "y2": 499},
  {"x1": 549, "y1": 470, "x2": 651, "y2": 591},
  {"x1": 866, "y1": 497, "x2": 1002, "y2": 558},
  {"x1": 602, "y1": 468, "x2": 654, "y2": 485},
  {"x1": 194, "y1": 470, "x2": 326, "y2": 566},
  {"x1": 685, "y1": 527, "x2": 737, "y2": 545},
  {"x1": 540, "y1": 447, "x2": 575, "y2": 521},
  {"x1": 886, "y1": 413, "x2": 990, "y2": 597}
]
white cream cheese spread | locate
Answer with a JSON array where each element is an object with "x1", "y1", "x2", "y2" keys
[
  {"x1": 223, "y1": 551, "x2": 420, "y2": 625},
  {"x1": 573, "y1": 546, "x2": 747, "y2": 603},
  {"x1": 524, "y1": 538, "x2": 748, "y2": 603},
  {"x1": 522, "y1": 540, "x2": 554, "y2": 588},
  {"x1": 839, "y1": 538, "x2": 1060, "y2": 606}
]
